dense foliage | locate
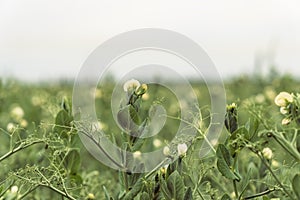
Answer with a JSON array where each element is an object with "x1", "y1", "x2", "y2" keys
[{"x1": 0, "y1": 73, "x2": 299, "y2": 199}]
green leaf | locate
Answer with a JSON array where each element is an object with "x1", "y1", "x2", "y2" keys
[
  {"x1": 119, "y1": 171, "x2": 126, "y2": 191},
  {"x1": 233, "y1": 127, "x2": 250, "y2": 141},
  {"x1": 262, "y1": 196, "x2": 270, "y2": 200},
  {"x1": 216, "y1": 144, "x2": 239, "y2": 180},
  {"x1": 184, "y1": 187, "x2": 193, "y2": 200},
  {"x1": 161, "y1": 178, "x2": 172, "y2": 200},
  {"x1": 292, "y1": 174, "x2": 300, "y2": 199},
  {"x1": 249, "y1": 118, "x2": 259, "y2": 138},
  {"x1": 68, "y1": 174, "x2": 83, "y2": 184},
  {"x1": 54, "y1": 109, "x2": 73, "y2": 135},
  {"x1": 138, "y1": 192, "x2": 150, "y2": 200},
  {"x1": 216, "y1": 144, "x2": 232, "y2": 167},
  {"x1": 55, "y1": 110, "x2": 73, "y2": 126},
  {"x1": 117, "y1": 105, "x2": 141, "y2": 133},
  {"x1": 64, "y1": 149, "x2": 81, "y2": 175},
  {"x1": 123, "y1": 179, "x2": 144, "y2": 200},
  {"x1": 166, "y1": 171, "x2": 185, "y2": 200},
  {"x1": 217, "y1": 159, "x2": 239, "y2": 180},
  {"x1": 103, "y1": 186, "x2": 111, "y2": 200},
  {"x1": 221, "y1": 194, "x2": 231, "y2": 200}
]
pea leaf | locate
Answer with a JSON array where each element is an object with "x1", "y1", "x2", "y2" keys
[
  {"x1": 123, "y1": 179, "x2": 144, "y2": 200},
  {"x1": 54, "y1": 109, "x2": 73, "y2": 136},
  {"x1": 292, "y1": 174, "x2": 300, "y2": 199},
  {"x1": 138, "y1": 192, "x2": 150, "y2": 200},
  {"x1": 184, "y1": 187, "x2": 193, "y2": 200},
  {"x1": 167, "y1": 171, "x2": 185, "y2": 200},
  {"x1": 117, "y1": 105, "x2": 140, "y2": 133},
  {"x1": 221, "y1": 194, "x2": 231, "y2": 200},
  {"x1": 64, "y1": 149, "x2": 81, "y2": 175},
  {"x1": 216, "y1": 144, "x2": 239, "y2": 180}
]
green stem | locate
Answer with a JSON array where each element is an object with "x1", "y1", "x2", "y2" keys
[
  {"x1": 39, "y1": 183, "x2": 77, "y2": 200},
  {"x1": 124, "y1": 172, "x2": 129, "y2": 192},
  {"x1": 243, "y1": 188, "x2": 277, "y2": 199},
  {"x1": 233, "y1": 180, "x2": 239, "y2": 198},
  {"x1": 0, "y1": 140, "x2": 44, "y2": 162},
  {"x1": 233, "y1": 154, "x2": 239, "y2": 198}
]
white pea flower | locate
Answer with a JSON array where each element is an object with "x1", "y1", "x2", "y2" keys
[
  {"x1": 163, "y1": 146, "x2": 170, "y2": 156},
  {"x1": 274, "y1": 92, "x2": 293, "y2": 107},
  {"x1": 153, "y1": 139, "x2": 162, "y2": 148},
  {"x1": 177, "y1": 143, "x2": 188, "y2": 157},
  {"x1": 282, "y1": 118, "x2": 291, "y2": 125},
  {"x1": 11, "y1": 106, "x2": 24, "y2": 120},
  {"x1": 271, "y1": 160, "x2": 280, "y2": 168},
  {"x1": 133, "y1": 151, "x2": 142, "y2": 159},
  {"x1": 262, "y1": 147, "x2": 273, "y2": 160},
  {"x1": 7, "y1": 123, "x2": 15, "y2": 133},
  {"x1": 123, "y1": 79, "x2": 140, "y2": 92},
  {"x1": 280, "y1": 107, "x2": 288, "y2": 115},
  {"x1": 11, "y1": 185, "x2": 18, "y2": 193}
]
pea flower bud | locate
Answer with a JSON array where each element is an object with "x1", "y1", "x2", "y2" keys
[
  {"x1": 225, "y1": 103, "x2": 238, "y2": 134},
  {"x1": 163, "y1": 146, "x2": 170, "y2": 156},
  {"x1": 262, "y1": 147, "x2": 273, "y2": 160},
  {"x1": 136, "y1": 83, "x2": 148, "y2": 96},
  {"x1": 281, "y1": 118, "x2": 291, "y2": 125}
]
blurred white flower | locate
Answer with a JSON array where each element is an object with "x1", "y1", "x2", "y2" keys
[
  {"x1": 255, "y1": 94, "x2": 265, "y2": 104},
  {"x1": 281, "y1": 118, "x2": 291, "y2": 125},
  {"x1": 153, "y1": 139, "x2": 162, "y2": 148},
  {"x1": 31, "y1": 96, "x2": 44, "y2": 106},
  {"x1": 274, "y1": 92, "x2": 293, "y2": 107},
  {"x1": 230, "y1": 192, "x2": 236, "y2": 199},
  {"x1": 262, "y1": 147, "x2": 273, "y2": 160},
  {"x1": 133, "y1": 151, "x2": 142, "y2": 159},
  {"x1": 163, "y1": 146, "x2": 170, "y2": 156},
  {"x1": 11, "y1": 185, "x2": 18, "y2": 193},
  {"x1": 177, "y1": 143, "x2": 188, "y2": 157},
  {"x1": 264, "y1": 87, "x2": 276, "y2": 100},
  {"x1": 123, "y1": 79, "x2": 140, "y2": 92},
  {"x1": 7, "y1": 123, "x2": 15, "y2": 133},
  {"x1": 20, "y1": 119, "x2": 28, "y2": 128},
  {"x1": 98, "y1": 121, "x2": 107, "y2": 130},
  {"x1": 95, "y1": 88, "x2": 102, "y2": 98},
  {"x1": 210, "y1": 139, "x2": 218, "y2": 146},
  {"x1": 280, "y1": 107, "x2": 288, "y2": 115},
  {"x1": 11, "y1": 106, "x2": 24, "y2": 120},
  {"x1": 271, "y1": 160, "x2": 280, "y2": 168},
  {"x1": 87, "y1": 193, "x2": 95, "y2": 199}
]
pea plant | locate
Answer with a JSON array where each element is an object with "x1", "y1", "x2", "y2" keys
[{"x1": 0, "y1": 77, "x2": 299, "y2": 199}]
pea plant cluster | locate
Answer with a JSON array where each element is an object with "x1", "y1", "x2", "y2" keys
[{"x1": 0, "y1": 74, "x2": 299, "y2": 200}]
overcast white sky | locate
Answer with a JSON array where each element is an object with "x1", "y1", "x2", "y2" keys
[{"x1": 0, "y1": 0, "x2": 300, "y2": 81}]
